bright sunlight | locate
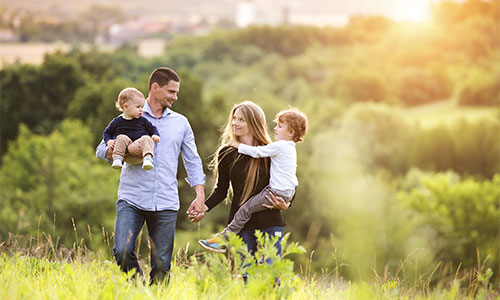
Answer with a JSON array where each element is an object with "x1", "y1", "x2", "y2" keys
[{"x1": 387, "y1": 0, "x2": 432, "y2": 23}]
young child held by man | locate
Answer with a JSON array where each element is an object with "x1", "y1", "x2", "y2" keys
[
  {"x1": 103, "y1": 87, "x2": 160, "y2": 170},
  {"x1": 199, "y1": 107, "x2": 308, "y2": 253}
]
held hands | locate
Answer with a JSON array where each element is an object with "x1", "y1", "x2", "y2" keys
[
  {"x1": 187, "y1": 199, "x2": 208, "y2": 223},
  {"x1": 152, "y1": 135, "x2": 160, "y2": 143},
  {"x1": 263, "y1": 192, "x2": 290, "y2": 210},
  {"x1": 228, "y1": 138, "x2": 240, "y2": 149},
  {"x1": 107, "y1": 139, "x2": 116, "y2": 150}
]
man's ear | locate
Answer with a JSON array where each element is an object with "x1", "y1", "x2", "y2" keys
[
  {"x1": 122, "y1": 103, "x2": 128, "y2": 110},
  {"x1": 151, "y1": 82, "x2": 159, "y2": 91},
  {"x1": 288, "y1": 129, "x2": 295, "y2": 138}
]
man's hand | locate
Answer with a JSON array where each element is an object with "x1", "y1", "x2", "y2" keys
[
  {"x1": 152, "y1": 135, "x2": 160, "y2": 143},
  {"x1": 187, "y1": 185, "x2": 207, "y2": 223},
  {"x1": 188, "y1": 211, "x2": 206, "y2": 223},
  {"x1": 187, "y1": 199, "x2": 208, "y2": 223},
  {"x1": 228, "y1": 138, "x2": 240, "y2": 149},
  {"x1": 263, "y1": 192, "x2": 290, "y2": 210},
  {"x1": 107, "y1": 139, "x2": 115, "y2": 149}
]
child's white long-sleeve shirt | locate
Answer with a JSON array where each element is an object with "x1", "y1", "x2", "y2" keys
[{"x1": 238, "y1": 140, "x2": 298, "y2": 193}]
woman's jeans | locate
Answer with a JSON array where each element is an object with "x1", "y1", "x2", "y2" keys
[
  {"x1": 238, "y1": 226, "x2": 284, "y2": 266},
  {"x1": 113, "y1": 199, "x2": 177, "y2": 284}
]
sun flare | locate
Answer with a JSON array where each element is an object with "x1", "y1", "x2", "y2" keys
[{"x1": 389, "y1": 0, "x2": 431, "y2": 23}]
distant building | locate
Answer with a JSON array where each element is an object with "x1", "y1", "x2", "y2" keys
[
  {"x1": 236, "y1": 0, "x2": 256, "y2": 28},
  {"x1": 289, "y1": 14, "x2": 349, "y2": 27},
  {"x1": 0, "y1": 29, "x2": 19, "y2": 42},
  {"x1": 104, "y1": 17, "x2": 172, "y2": 44}
]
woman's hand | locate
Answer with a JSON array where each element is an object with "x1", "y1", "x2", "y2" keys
[
  {"x1": 263, "y1": 192, "x2": 290, "y2": 210},
  {"x1": 187, "y1": 199, "x2": 208, "y2": 223},
  {"x1": 188, "y1": 211, "x2": 205, "y2": 223}
]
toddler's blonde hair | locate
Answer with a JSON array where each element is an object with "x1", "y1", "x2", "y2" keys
[{"x1": 115, "y1": 87, "x2": 144, "y2": 111}]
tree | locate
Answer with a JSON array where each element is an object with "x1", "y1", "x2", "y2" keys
[
  {"x1": 0, "y1": 53, "x2": 85, "y2": 156},
  {"x1": 0, "y1": 120, "x2": 119, "y2": 248}
]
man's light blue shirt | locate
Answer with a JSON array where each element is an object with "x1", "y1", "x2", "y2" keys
[{"x1": 96, "y1": 101, "x2": 205, "y2": 211}]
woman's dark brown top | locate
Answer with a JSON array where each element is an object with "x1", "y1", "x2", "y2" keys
[{"x1": 205, "y1": 146, "x2": 286, "y2": 230}]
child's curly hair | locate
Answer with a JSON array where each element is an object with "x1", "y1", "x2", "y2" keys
[
  {"x1": 274, "y1": 107, "x2": 308, "y2": 143},
  {"x1": 115, "y1": 87, "x2": 144, "y2": 111}
]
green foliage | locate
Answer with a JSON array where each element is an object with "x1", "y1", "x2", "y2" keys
[
  {"x1": 17, "y1": 18, "x2": 95, "y2": 43},
  {"x1": 397, "y1": 67, "x2": 452, "y2": 106},
  {"x1": 1, "y1": 247, "x2": 494, "y2": 299},
  {"x1": 411, "y1": 118, "x2": 500, "y2": 178},
  {"x1": 337, "y1": 69, "x2": 387, "y2": 103},
  {"x1": 0, "y1": 52, "x2": 85, "y2": 155},
  {"x1": 458, "y1": 66, "x2": 500, "y2": 106},
  {"x1": 198, "y1": 231, "x2": 306, "y2": 298},
  {"x1": 0, "y1": 120, "x2": 119, "y2": 248},
  {"x1": 341, "y1": 104, "x2": 413, "y2": 173},
  {"x1": 347, "y1": 15, "x2": 393, "y2": 43},
  {"x1": 399, "y1": 171, "x2": 500, "y2": 272}
]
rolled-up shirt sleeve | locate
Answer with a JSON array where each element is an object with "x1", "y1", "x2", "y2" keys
[
  {"x1": 95, "y1": 139, "x2": 110, "y2": 161},
  {"x1": 181, "y1": 121, "x2": 206, "y2": 187}
]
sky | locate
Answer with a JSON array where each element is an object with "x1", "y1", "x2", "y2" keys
[{"x1": 1, "y1": 0, "x2": 465, "y2": 24}]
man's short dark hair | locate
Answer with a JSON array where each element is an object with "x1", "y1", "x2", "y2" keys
[{"x1": 148, "y1": 67, "x2": 180, "y2": 90}]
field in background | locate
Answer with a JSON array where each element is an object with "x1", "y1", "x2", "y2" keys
[
  {"x1": 405, "y1": 100, "x2": 499, "y2": 128},
  {"x1": 0, "y1": 42, "x2": 71, "y2": 68},
  {"x1": 0, "y1": 39, "x2": 166, "y2": 68}
]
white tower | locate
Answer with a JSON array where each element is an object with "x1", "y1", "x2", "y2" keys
[{"x1": 236, "y1": 0, "x2": 256, "y2": 28}]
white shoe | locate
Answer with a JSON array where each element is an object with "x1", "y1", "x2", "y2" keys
[
  {"x1": 142, "y1": 157, "x2": 154, "y2": 170},
  {"x1": 111, "y1": 159, "x2": 123, "y2": 169}
]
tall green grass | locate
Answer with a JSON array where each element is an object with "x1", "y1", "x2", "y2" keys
[{"x1": 0, "y1": 231, "x2": 497, "y2": 300}]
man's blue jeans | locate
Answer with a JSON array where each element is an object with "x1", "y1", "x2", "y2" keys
[{"x1": 113, "y1": 199, "x2": 177, "y2": 283}]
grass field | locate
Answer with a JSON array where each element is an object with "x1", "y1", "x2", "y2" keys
[
  {"x1": 0, "y1": 233, "x2": 497, "y2": 300},
  {"x1": 1, "y1": 253, "x2": 496, "y2": 300}
]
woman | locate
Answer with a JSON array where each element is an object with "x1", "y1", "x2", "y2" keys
[{"x1": 188, "y1": 101, "x2": 290, "y2": 256}]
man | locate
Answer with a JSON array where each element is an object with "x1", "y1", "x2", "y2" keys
[{"x1": 96, "y1": 67, "x2": 205, "y2": 284}]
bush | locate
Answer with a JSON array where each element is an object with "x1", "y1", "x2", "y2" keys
[
  {"x1": 399, "y1": 171, "x2": 500, "y2": 273},
  {"x1": 338, "y1": 69, "x2": 388, "y2": 103},
  {"x1": 397, "y1": 68, "x2": 452, "y2": 106},
  {"x1": 411, "y1": 118, "x2": 500, "y2": 178},
  {"x1": 458, "y1": 68, "x2": 500, "y2": 106}
]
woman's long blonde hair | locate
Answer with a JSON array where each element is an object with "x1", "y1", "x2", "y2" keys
[{"x1": 209, "y1": 101, "x2": 272, "y2": 205}]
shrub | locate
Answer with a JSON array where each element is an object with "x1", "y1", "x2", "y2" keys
[
  {"x1": 338, "y1": 69, "x2": 388, "y2": 103},
  {"x1": 458, "y1": 68, "x2": 500, "y2": 106},
  {"x1": 399, "y1": 172, "x2": 500, "y2": 273},
  {"x1": 397, "y1": 68, "x2": 452, "y2": 106}
]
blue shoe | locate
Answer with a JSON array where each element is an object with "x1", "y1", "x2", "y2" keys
[{"x1": 198, "y1": 236, "x2": 226, "y2": 253}]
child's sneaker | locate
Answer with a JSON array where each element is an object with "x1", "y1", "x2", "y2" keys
[
  {"x1": 142, "y1": 156, "x2": 154, "y2": 170},
  {"x1": 198, "y1": 235, "x2": 226, "y2": 253},
  {"x1": 112, "y1": 159, "x2": 123, "y2": 169}
]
